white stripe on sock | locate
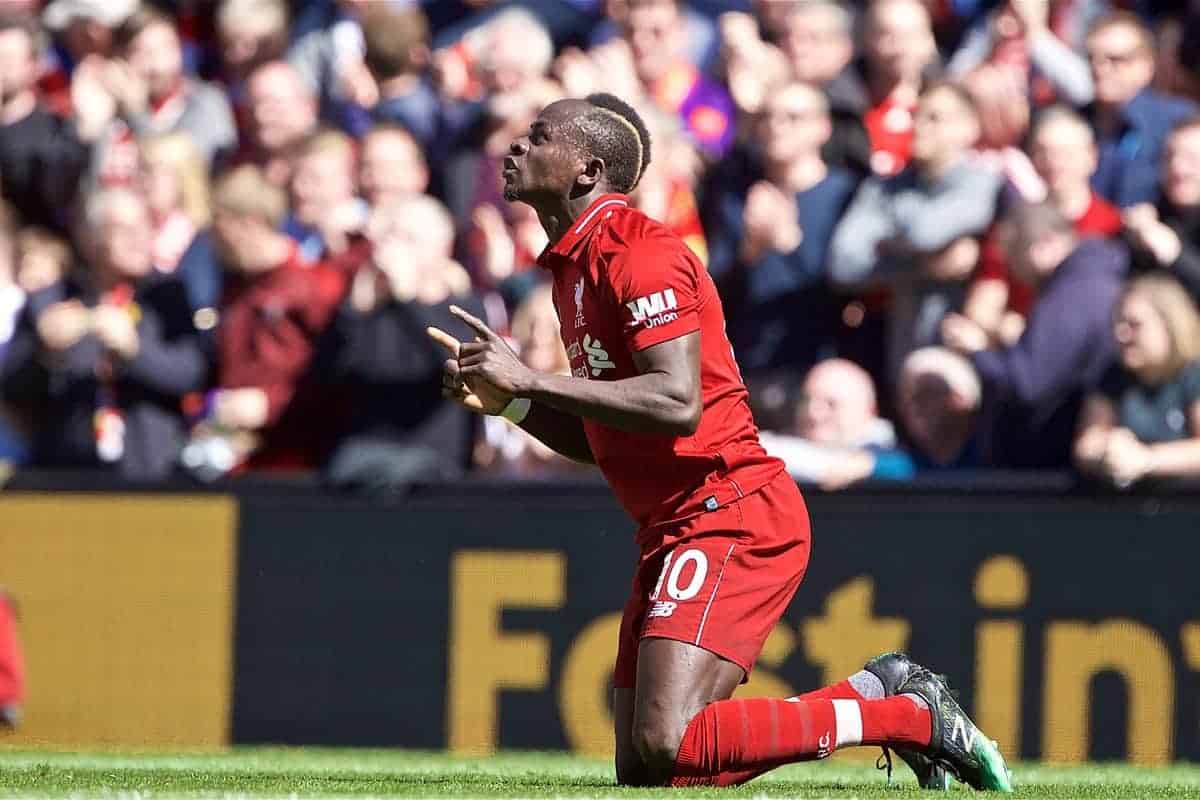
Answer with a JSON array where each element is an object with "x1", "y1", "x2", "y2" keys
[{"x1": 832, "y1": 699, "x2": 863, "y2": 748}]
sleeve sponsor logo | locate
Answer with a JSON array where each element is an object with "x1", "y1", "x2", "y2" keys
[{"x1": 626, "y1": 289, "x2": 679, "y2": 329}]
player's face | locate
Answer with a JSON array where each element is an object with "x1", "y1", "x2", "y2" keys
[{"x1": 502, "y1": 101, "x2": 588, "y2": 205}]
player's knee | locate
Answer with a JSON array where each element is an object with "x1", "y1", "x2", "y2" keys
[{"x1": 631, "y1": 717, "x2": 684, "y2": 774}]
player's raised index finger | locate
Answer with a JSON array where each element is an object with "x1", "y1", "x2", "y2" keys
[
  {"x1": 449, "y1": 305, "x2": 497, "y2": 341},
  {"x1": 426, "y1": 326, "x2": 462, "y2": 356}
]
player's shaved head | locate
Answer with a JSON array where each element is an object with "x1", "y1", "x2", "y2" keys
[
  {"x1": 557, "y1": 94, "x2": 653, "y2": 195},
  {"x1": 503, "y1": 94, "x2": 654, "y2": 207}
]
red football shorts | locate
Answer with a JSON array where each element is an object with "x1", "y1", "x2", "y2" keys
[{"x1": 613, "y1": 471, "x2": 811, "y2": 688}]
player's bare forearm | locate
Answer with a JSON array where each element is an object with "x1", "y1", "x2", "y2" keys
[
  {"x1": 523, "y1": 369, "x2": 699, "y2": 436},
  {"x1": 518, "y1": 402, "x2": 595, "y2": 463},
  {"x1": 446, "y1": 305, "x2": 702, "y2": 438}
]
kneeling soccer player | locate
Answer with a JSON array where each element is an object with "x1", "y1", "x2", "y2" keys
[{"x1": 429, "y1": 92, "x2": 1012, "y2": 792}]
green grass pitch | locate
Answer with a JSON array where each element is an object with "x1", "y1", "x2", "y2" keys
[{"x1": 1, "y1": 748, "x2": 1199, "y2": 799}]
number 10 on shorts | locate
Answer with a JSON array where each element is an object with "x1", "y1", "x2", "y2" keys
[{"x1": 648, "y1": 548, "x2": 710, "y2": 617}]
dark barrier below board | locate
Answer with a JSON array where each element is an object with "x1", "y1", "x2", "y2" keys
[{"x1": 227, "y1": 481, "x2": 1200, "y2": 765}]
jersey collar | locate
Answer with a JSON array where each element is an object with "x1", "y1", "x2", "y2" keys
[{"x1": 538, "y1": 193, "x2": 631, "y2": 268}]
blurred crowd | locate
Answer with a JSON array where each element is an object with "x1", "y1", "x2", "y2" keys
[{"x1": 0, "y1": 0, "x2": 1198, "y2": 492}]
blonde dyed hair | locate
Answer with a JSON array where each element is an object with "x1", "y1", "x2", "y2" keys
[
  {"x1": 140, "y1": 133, "x2": 212, "y2": 228},
  {"x1": 1122, "y1": 273, "x2": 1200, "y2": 375}
]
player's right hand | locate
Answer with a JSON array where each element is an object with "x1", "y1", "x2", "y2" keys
[{"x1": 427, "y1": 326, "x2": 512, "y2": 415}]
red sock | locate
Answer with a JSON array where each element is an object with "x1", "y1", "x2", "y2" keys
[
  {"x1": 671, "y1": 696, "x2": 931, "y2": 787},
  {"x1": 683, "y1": 678, "x2": 878, "y2": 786},
  {"x1": 0, "y1": 593, "x2": 25, "y2": 707}
]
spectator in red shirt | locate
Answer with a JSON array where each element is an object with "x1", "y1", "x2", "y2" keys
[
  {"x1": 206, "y1": 165, "x2": 344, "y2": 471},
  {"x1": 858, "y1": 0, "x2": 940, "y2": 177},
  {"x1": 956, "y1": 106, "x2": 1122, "y2": 348}
]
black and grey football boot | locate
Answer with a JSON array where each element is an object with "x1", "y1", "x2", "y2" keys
[
  {"x1": 898, "y1": 666, "x2": 1013, "y2": 792},
  {"x1": 863, "y1": 652, "x2": 950, "y2": 790}
]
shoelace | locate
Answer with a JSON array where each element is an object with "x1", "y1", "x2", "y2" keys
[{"x1": 875, "y1": 748, "x2": 894, "y2": 784}]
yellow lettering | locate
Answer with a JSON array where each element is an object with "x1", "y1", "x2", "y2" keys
[
  {"x1": 802, "y1": 576, "x2": 909, "y2": 687},
  {"x1": 1184, "y1": 623, "x2": 1200, "y2": 667},
  {"x1": 560, "y1": 612, "x2": 622, "y2": 758},
  {"x1": 1043, "y1": 620, "x2": 1173, "y2": 765},
  {"x1": 447, "y1": 551, "x2": 564, "y2": 754},
  {"x1": 974, "y1": 556, "x2": 1028, "y2": 761},
  {"x1": 802, "y1": 577, "x2": 908, "y2": 764}
]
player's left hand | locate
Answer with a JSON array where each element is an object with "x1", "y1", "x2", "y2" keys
[{"x1": 449, "y1": 305, "x2": 536, "y2": 397}]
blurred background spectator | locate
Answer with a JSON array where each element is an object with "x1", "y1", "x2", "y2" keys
[
  {"x1": 316, "y1": 193, "x2": 482, "y2": 493},
  {"x1": 944, "y1": 201, "x2": 1127, "y2": 468},
  {"x1": 196, "y1": 165, "x2": 342, "y2": 475},
  {"x1": 0, "y1": 0, "x2": 1195, "y2": 492},
  {"x1": 1075, "y1": 273, "x2": 1200, "y2": 487},
  {"x1": 758, "y1": 358, "x2": 914, "y2": 488},
  {"x1": 1124, "y1": 117, "x2": 1200, "y2": 299},
  {"x1": 896, "y1": 346, "x2": 984, "y2": 469},
  {"x1": 705, "y1": 81, "x2": 853, "y2": 376},
  {"x1": 0, "y1": 16, "x2": 93, "y2": 233},
  {"x1": 964, "y1": 106, "x2": 1121, "y2": 347},
  {"x1": 831, "y1": 81, "x2": 1000, "y2": 383},
  {"x1": 111, "y1": 6, "x2": 236, "y2": 167},
  {"x1": 237, "y1": 60, "x2": 317, "y2": 185},
  {"x1": 475, "y1": 282, "x2": 587, "y2": 478},
  {"x1": 1084, "y1": 13, "x2": 1194, "y2": 207},
  {"x1": 0, "y1": 187, "x2": 205, "y2": 479}
]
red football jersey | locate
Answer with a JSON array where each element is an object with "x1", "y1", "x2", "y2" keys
[{"x1": 537, "y1": 194, "x2": 785, "y2": 533}]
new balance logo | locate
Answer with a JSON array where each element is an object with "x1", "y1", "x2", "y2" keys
[
  {"x1": 626, "y1": 289, "x2": 679, "y2": 329},
  {"x1": 583, "y1": 334, "x2": 615, "y2": 376},
  {"x1": 951, "y1": 715, "x2": 976, "y2": 752},
  {"x1": 648, "y1": 601, "x2": 677, "y2": 618}
]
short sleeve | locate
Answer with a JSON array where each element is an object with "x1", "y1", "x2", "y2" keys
[
  {"x1": 1180, "y1": 360, "x2": 1200, "y2": 407},
  {"x1": 605, "y1": 236, "x2": 702, "y2": 352}
]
